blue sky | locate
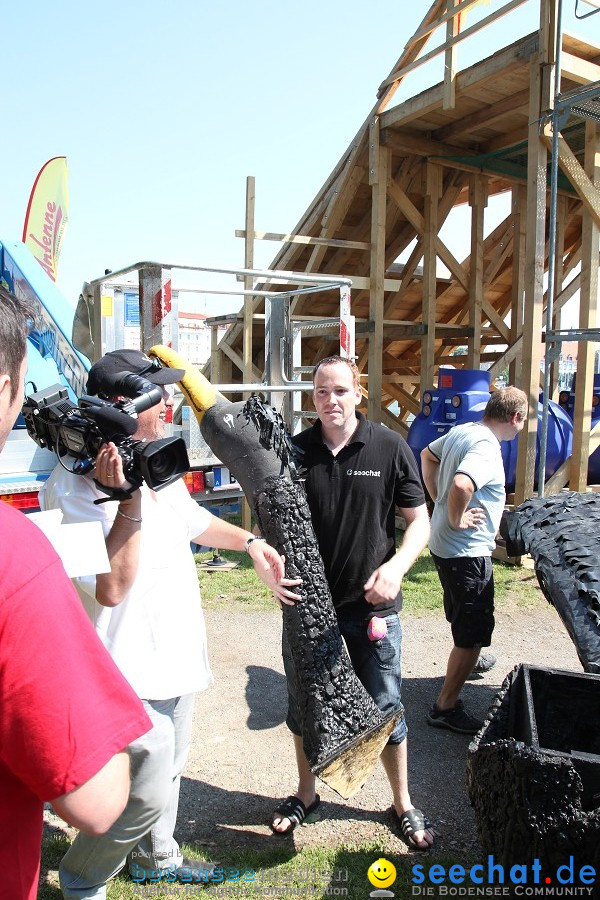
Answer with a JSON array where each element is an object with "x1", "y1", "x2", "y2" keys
[{"x1": 2, "y1": 1, "x2": 596, "y2": 317}]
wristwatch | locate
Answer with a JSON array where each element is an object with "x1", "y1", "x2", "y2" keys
[{"x1": 244, "y1": 535, "x2": 266, "y2": 553}]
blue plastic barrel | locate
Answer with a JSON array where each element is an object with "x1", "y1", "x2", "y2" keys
[
  {"x1": 500, "y1": 397, "x2": 573, "y2": 491},
  {"x1": 407, "y1": 368, "x2": 573, "y2": 491},
  {"x1": 407, "y1": 368, "x2": 491, "y2": 477},
  {"x1": 558, "y1": 374, "x2": 600, "y2": 484}
]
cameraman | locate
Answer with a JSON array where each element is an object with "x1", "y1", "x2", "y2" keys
[
  {"x1": 41, "y1": 348, "x2": 300, "y2": 897},
  {"x1": 0, "y1": 290, "x2": 152, "y2": 900}
]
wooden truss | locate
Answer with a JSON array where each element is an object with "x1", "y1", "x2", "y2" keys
[{"x1": 213, "y1": 0, "x2": 600, "y2": 503}]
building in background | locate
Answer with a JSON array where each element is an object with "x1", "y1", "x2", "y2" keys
[{"x1": 99, "y1": 277, "x2": 229, "y2": 366}]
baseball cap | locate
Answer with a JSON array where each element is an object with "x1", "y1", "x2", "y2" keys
[{"x1": 87, "y1": 349, "x2": 185, "y2": 397}]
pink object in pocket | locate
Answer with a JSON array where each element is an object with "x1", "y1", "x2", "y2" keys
[{"x1": 367, "y1": 616, "x2": 388, "y2": 641}]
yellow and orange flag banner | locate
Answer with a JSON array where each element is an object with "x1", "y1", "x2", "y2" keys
[{"x1": 22, "y1": 156, "x2": 69, "y2": 282}]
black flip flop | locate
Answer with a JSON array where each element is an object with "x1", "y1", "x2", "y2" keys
[
  {"x1": 271, "y1": 794, "x2": 321, "y2": 835},
  {"x1": 391, "y1": 806, "x2": 434, "y2": 851}
]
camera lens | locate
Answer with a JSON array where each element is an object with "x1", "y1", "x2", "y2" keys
[
  {"x1": 147, "y1": 448, "x2": 179, "y2": 483},
  {"x1": 133, "y1": 437, "x2": 190, "y2": 491}
]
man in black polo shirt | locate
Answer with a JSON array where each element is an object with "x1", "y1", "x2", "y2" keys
[{"x1": 271, "y1": 356, "x2": 434, "y2": 850}]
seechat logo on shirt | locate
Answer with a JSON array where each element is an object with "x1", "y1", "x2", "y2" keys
[{"x1": 346, "y1": 468, "x2": 381, "y2": 477}]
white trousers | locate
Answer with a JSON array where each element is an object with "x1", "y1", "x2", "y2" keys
[{"x1": 59, "y1": 693, "x2": 195, "y2": 899}]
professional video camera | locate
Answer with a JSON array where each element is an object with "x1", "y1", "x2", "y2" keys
[{"x1": 22, "y1": 371, "x2": 189, "y2": 493}]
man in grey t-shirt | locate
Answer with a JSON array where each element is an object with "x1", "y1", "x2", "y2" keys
[{"x1": 420, "y1": 386, "x2": 528, "y2": 735}]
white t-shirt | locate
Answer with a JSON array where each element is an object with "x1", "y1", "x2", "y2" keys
[
  {"x1": 40, "y1": 470, "x2": 213, "y2": 700},
  {"x1": 427, "y1": 422, "x2": 506, "y2": 559}
]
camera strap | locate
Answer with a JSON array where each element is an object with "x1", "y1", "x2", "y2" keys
[{"x1": 93, "y1": 479, "x2": 141, "y2": 504}]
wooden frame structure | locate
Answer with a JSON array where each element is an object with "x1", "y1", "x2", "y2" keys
[{"x1": 212, "y1": 0, "x2": 600, "y2": 504}]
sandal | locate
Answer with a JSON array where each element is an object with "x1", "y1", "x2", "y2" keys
[
  {"x1": 391, "y1": 806, "x2": 434, "y2": 851},
  {"x1": 271, "y1": 794, "x2": 321, "y2": 835}
]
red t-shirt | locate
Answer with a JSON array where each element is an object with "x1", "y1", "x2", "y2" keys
[{"x1": 0, "y1": 502, "x2": 151, "y2": 899}]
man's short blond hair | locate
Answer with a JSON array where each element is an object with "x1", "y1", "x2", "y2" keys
[
  {"x1": 483, "y1": 386, "x2": 528, "y2": 423},
  {"x1": 312, "y1": 356, "x2": 360, "y2": 390}
]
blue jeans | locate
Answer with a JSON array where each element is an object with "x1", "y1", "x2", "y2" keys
[
  {"x1": 283, "y1": 612, "x2": 407, "y2": 744},
  {"x1": 59, "y1": 693, "x2": 195, "y2": 899}
]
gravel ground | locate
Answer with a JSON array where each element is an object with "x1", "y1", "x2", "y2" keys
[{"x1": 175, "y1": 594, "x2": 583, "y2": 860}]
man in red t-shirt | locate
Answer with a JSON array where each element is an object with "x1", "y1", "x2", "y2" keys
[{"x1": 0, "y1": 286, "x2": 152, "y2": 900}]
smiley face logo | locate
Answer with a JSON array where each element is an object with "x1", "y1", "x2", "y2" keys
[{"x1": 367, "y1": 857, "x2": 397, "y2": 889}]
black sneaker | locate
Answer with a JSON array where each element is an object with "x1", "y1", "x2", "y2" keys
[
  {"x1": 471, "y1": 652, "x2": 496, "y2": 675},
  {"x1": 427, "y1": 700, "x2": 483, "y2": 735}
]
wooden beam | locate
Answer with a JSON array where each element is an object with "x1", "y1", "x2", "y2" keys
[
  {"x1": 234, "y1": 230, "x2": 370, "y2": 251},
  {"x1": 435, "y1": 88, "x2": 531, "y2": 142},
  {"x1": 409, "y1": 0, "x2": 483, "y2": 43},
  {"x1": 444, "y1": 0, "x2": 459, "y2": 110},
  {"x1": 421, "y1": 163, "x2": 440, "y2": 391},
  {"x1": 368, "y1": 121, "x2": 388, "y2": 424},
  {"x1": 467, "y1": 174, "x2": 486, "y2": 368},
  {"x1": 542, "y1": 125, "x2": 600, "y2": 229},
  {"x1": 569, "y1": 122, "x2": 600, "y2": 491},
  {"x1": 514, "y1": 57, "x2": 547, "y2": 504},
  {"x1": 380, "y1": 405, "x2": 409, "y2": 438},
  {"x1": 509, "y1": 185, "x2": 526, "y2": 386},
  {"x1": 375, "y1": 0, "x2": 448, "y2": 98},
  {"x1": 550, "y1": 195, "x2": 568, "y2": 399},
  {"x1": 378, "y1": 0, "x2": 527, "y2": 92},
  {"x1": 243, "y1": 176, "x2": 256, "y2": 398},
  {"x1": 560, "y1": 52, "x2": 600, "y2": 87},
  {"x1": 387, "y1": 177, "x2": 469, "y2": 291},
  {"x1": 356, "y1": 322, "x2": 476, "y2": 339},
  {"x1": 380, "y1": 35, "x2": 538, "y2": 130},
  {"x1": 381, "y1": 129, "x2": 476, "y2": 160}
]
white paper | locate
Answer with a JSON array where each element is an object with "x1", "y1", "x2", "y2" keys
[{"x1": 29, "y1": 511, "x2": 111, "y2": 578}]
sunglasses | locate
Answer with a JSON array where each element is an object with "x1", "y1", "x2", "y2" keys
[{"x1": 136, "y1": 358, "x2": 164, "y2": 378}]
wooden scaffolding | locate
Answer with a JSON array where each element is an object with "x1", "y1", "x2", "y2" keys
[{"x1": 212, "y1": 0, "x2": 600, "y2": 505}]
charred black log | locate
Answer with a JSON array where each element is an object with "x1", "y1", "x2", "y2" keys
[
  {"x1": 149, "y1": 347, "x2": 401, "y2": 798},
  {"x1": 501, "y1": 492, "x2": 600, "y2": 673},
  {"x1": 467, "y1": 664, "x2": 600, "y2": 874}
]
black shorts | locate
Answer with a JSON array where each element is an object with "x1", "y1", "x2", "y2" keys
[{"x1": 430, "y1": 553, "x2": 495, "y2": 649}]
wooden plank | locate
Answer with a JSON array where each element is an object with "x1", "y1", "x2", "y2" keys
[
  {"x1": 435, "y1": 88, "x2": 531, "y2": 141},
  {"x1": 387, "y1": 177, "x2": 469, "y2": 291},
  {"x1": 243, "y1": 176, "x2": 256, "y2": 427},
  {"x1": 421, "y1": 163, "x2": 439, "y2": 392},
  {"x1": 550, "y1": 195, "x2": 567, "y2": 398},
  {"x1": 541, "y1": 126, "x2": 600, "y2": 229},
  {"x1": 380, "y1": 36, "x2": 538, "y2": 130},
  {"x1": 468, "y1": 174, "x2": 486, "y2": 368},
  {"x1": 378, "y1": 0, "x2": 528, "y2": 91},
  {"x1": 368, "y1": 125, "x2": 388, "y2": 424},
  {"x1": 380, "y1": 406, "x2": 409, "y2": 438},
  {"x1": 234, "y1": 230, "x2": 370, "y2": 251},
  {"x1": 509, "y1": 185, "x2": 526, "y2": 386},
  {"x1": 350, "y1": 275, "x2": 409, "y2": 292},
  {"x1": 384, "y1": 383, "x2": 421, "y2": 416},
  {"x1": 560, "y1": 51, "x2": 600, "y2": 86},
  {"x1": 410, "y1": 0, "x2": 484, "y2": 43},
  {"x1": 444, "y1": 0, "x2": 458, "y2": 112},
  {"x1": 375, "y1": 0, "x2": 448, "y2": 98},
  {"x1": 569, "y1": 123, "x2": 600, "y2": 491},
  {"x1": 514, "y1": 57, "x2": 547, "y2": 504},
  {"x1": 543, "y1": 457, "x2": 571, "y2": 495},
  {"x1": 381, "y1": 129, "x2": 476, "y2": 160}
]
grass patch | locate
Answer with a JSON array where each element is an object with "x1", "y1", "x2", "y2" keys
[
  {"x1": 195, "y1": 549, "x2": 277, "y2": 610},
  {"x1": 196, "y1": 546, "x2": 542, "y2": 615},
  {"x1": 39, "y1": 837, "x2": 479, "y2": 898},
  {"x1": 402, "y1": 551, "x2": 542, "y2": 614}
]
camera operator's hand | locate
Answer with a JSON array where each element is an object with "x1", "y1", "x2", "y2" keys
[
  {"x1": 95, "y1": 443, "x2": 142, "y2": 608},
  {"x1": 96, "y1": 443, "x2": 132, "y2": 492}
]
